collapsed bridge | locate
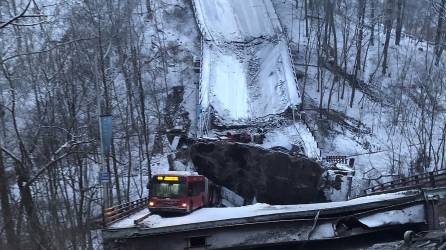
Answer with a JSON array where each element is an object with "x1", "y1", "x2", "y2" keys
[
  {"x1": 192, "y1": 0, "x2": 301, "y2": 128},
  {"x1": 102, "y1": 186, "x2": 446, "y2": 250},
  {"x1": 102, "y1": 170, "x2": 446, "y2": 249},
  {"x1": 164, "y1": 0, "x2": 323, "y2": 208}
]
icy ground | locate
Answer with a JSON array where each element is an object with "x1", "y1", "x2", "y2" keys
[{"x1": 109, "y1": 191, "x2": 416, "y2": 229}]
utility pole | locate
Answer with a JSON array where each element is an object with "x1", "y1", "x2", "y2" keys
[
  {"x1": 95, "y1": 56, "x2": 113, "y2": 213},
  {"x1": 99, "y1": 115, "x2": 112, "y2": 208}
]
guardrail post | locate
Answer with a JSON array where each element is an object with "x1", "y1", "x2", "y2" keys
[{"x1": 429, "y1": 172, "x2": 436, "y2": 187}]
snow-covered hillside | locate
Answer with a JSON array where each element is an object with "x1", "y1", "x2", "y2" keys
[{"x1": 271, "y1": 0, "x2": 446, "y2": 196}]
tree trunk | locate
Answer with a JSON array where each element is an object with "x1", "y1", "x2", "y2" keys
[
  {"x1": 395, "y1": 0, "x2": 404, "y2": 45},
  {"x1": 350, "y1": 0, "x2": 366, "y2": 108},
  {"x1": 382, "y1": 0, "x2": 394, "y2": 75},
  {"x1": 327, "y1": 0, "x2": 338, "y2": 113},
  {"x1": 146, "y1": 0, "x2": 152, "y2": 18},
  {"x1": 370, "y1": 0, "x2": 375, "y2": 46},
  {"x1": 304, "y1": 0, "x2": 309, "y2": 37},
  {"x1": 435, "y1": 0, "x2": 445, "y2": 65},
  {"x1": 2, "y1": 58, "x2": 53, "y2": 250},
  {"x1": 17, "y1": 166, "x2": 53, "y2": 250},
  {"x1": 132, "y1": 46, "x2": 152, "y2": 184},
  {"x1": 111, "y1": 141, "x2": 122, "y2": 204},
  {"x1": 0, "y1": 147, "x2": 20, "y2": 250},
  {"x1": 340, "y1": 1, "x2": 349, "y2": 100}
]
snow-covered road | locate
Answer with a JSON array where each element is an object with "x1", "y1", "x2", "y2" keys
[{"x1": 193, "y1": 0, "x2": 301, "y2": 124}]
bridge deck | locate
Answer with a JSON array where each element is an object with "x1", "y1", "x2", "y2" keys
[
  {"x1": 102, "y1": 189, "x2": 446, "y2": 249},
  {"x1": 193, "y1": 0, "x2": 301, "y2": 125},
  {"x1": 105, "y1": 190, "x2": 420, "y2": 234}
]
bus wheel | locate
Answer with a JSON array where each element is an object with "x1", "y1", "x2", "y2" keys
[{"x1": 404, "y1": 231, "x2": 415, "y2": 245}]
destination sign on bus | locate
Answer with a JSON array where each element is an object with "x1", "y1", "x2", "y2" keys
[{"x1": 156, "y1": 176, "x2": 179, "y2": 181}]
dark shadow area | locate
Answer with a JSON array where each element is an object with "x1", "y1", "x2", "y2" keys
[
  {"x1": 190, "y1": 141, "x2": 324, "y2": 205},
  {"x1": 251, "y1": 226, "x2": 423, "y2": 250}
]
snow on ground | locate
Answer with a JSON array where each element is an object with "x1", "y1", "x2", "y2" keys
[
  {"x1": 250, "y1": 40, "x2": 300, "y2": 118},
  {"x1": 200, "y1": 39, "x2": 300, "y2": 123},
  {"x1": 200, "y1": 44, "x2": 249, "y2": 120},
  {"x1": 263, "y1": 123, "x2": 319, "y2": 158},
  {"x1": 194, "y1": 0, "x2": 301, "y2": 124},
  {"x1": 109, "y1": 190, "x2": 416, "y2": 229},
  {"x1": 358, "y1": 204, "x2": 425, "y2": 228},
  {"x1": 193, "y1": 0, "x2": 281, "y2": 42},
  {"x1": 271, "y1": 0, "x2": 446, "y2": 194},
  {"x1": 108, "y1": 208, "x2": 150, "y2": 229}
]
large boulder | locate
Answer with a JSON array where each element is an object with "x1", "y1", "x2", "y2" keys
[{"x1": 190, "y1": 141, "x2": 324, "y2": 205}]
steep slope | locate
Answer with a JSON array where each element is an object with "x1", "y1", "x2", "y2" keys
[{"x1": 271, "y1": 0, "x2": 446, "y2": 196}]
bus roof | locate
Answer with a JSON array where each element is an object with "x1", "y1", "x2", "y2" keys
[{"x1": 154, "y1": 171, "x2": 200, "y2": 177}]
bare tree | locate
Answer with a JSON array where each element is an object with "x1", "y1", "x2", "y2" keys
[
  {"x1": 0, "y1": 135, "x2": 19, "y2": 250},
  {"x1": 395, "y1": 0, "x2": 405, "y2": 45},
  {"x1": 0, "y1": 0, "x2": 31, "y2": 29},
  {"x1": 434, "y1": 0, "x2": 446, "y2": 64},
  {"x1": 382, "y1": 0, "x2": 395, "y2": 75},
  {"x1": 350, "y1": 0, "x2": 366, "y2": 107}
]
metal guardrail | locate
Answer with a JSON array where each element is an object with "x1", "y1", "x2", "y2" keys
[
  {"x1": 364, "y1": 170, "x2": 446, "y2": 196},
  {"x1": 103, "y1": 197, "x2": 148, "y2": 227},
  {"x1": 191, "y1": 0, "x2": 212, "y2": 137},
  {"x1": 323, "y1": 155, "x2": 348, "y2": 164}
]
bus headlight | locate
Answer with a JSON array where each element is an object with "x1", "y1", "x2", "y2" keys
[
  {"x1": 149, "y1": 201, "x2": 155, "y2": 207},
  {"x1": 181, "y1": 202, "x2": 187, "y2": 208}
]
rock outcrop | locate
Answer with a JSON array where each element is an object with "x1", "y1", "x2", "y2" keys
[{"x1": 190, "y1": 141, "x2": 324, "y2": 205}]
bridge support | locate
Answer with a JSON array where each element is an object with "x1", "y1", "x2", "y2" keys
[
  {"x1": 425, "y1": 197, "x2": 439, "y2": 230},
  {"x1": 423, "y1": 188, "x2": 444, "y2": 230}
]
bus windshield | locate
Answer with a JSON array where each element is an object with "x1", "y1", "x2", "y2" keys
[{"x1": 151, "y1": 182, "x2": 186, "y2": 198}]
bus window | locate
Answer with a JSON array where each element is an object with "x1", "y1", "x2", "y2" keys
[
  {"x1": 152, "y1": 182, "x2": 185, "y2": 198},
  {"x1": 188, "y1": 182, "x2": 205, "y2": 196},
  {"x1": 188, "y1": 183, "x2": 194, "y2": 196}
]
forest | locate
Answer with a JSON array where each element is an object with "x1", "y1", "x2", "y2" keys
[{"x1": 0, "y1": 0, "x2": 445, "y2": 249}]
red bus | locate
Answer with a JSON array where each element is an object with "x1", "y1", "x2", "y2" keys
[{"x1": 148, "y1": 172, "x2": 221, "y2": 214}]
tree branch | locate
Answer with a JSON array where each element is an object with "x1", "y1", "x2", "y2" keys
[
  {"x1": 26, "y1": 140, "x2": 95, "y2": 187},
  {"x1": 0, "y1": 146, "x2": 21, "y2": 163},
  {"x1": 0, "y1": 0, "x2": 32, "y2": 30},
  {"x1": 2, "y1": 37, "x2": 96, "y2": 62}
]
